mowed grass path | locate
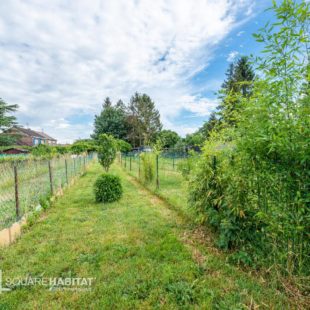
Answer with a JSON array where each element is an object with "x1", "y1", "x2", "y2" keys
[{"x1": 0, "y1": 163, "x2": 289, "y2": 309}]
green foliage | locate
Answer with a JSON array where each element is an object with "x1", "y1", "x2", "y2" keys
[
  {"x1": 0, "y1": 98, "x2": 18, "y2": 146},
  {"x1": 71, "y1": 139, "x2": 97, "y2": 154},
  {"x1": 127, "y1": 92, "x2": 162, "y2": 146},
  {"x1": 55, "y1": 145, "x2": 70, "y2": 154},
  {"x1": 189, "y1": 0, "x2": 310, "y2": 274},
  {"x1": 92, "y1": 94, "x2": 163, "y2": 148},
  {"x1": 98, "y1": 134, "x2": 117, "y2": 172},
  {"x1": 115, "y1": 139, "x2": 132, "y2": 152},
  {"x1": 94, "y1": 173, "x2": 123, "y2": 203},
  {"x1": 184, "y1": 132, "x2": 204, "y2": 147},
  {"x1": 92, "y1": 97, "x2": 128, "y2": 140},
  {"x1": 197, "y1": 112, "x2": 219, "y2": 140},
  {"x1": 157, "y1": 130, "x2": 180, "y2": 148},
  {"x1": 217, "y1": 56, "x2": 255, "y2": 126},
  {"x1": 31, "y1": 144, "x2": 56, "y2": 157},
  {"x1": 140, "y1": 152, "x2": 155, "y2": 184}
]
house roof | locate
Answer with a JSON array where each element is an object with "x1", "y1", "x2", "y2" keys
[
  {"x1": 37, "y1": 131, "x2": 57, "y2": 141},
  {"x1": 1, "y1": 147, "x2": 29, "y2": 153},
  {"x1": 12, "y1": 127, "x2": 56, "y2": 141}
]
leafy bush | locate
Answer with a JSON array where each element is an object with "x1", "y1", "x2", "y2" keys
[
  {"x1": 31, "y1": 144, "x2": 56, "y2": 157},
  {"x1": 98, "y1": 134, "x2": 117, "y2": 171},
  {"x1": 71, "y1": 140, "x2": 97, "y2": 154},
  {"x1": 115, "y1": 139, "x2": 132, "y2": 152},
  {"x1": 140, "y1": 152, "x2": 155, "y2": 184},
  {"x1": 55, "y1": 145, "x2": 70, "y2": 154},
  {"x1": 94, "y1": 174, "x2": 123, "y2": 203}
]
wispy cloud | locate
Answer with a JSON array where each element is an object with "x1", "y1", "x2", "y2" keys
[
  {"x1": 0, "y1": 0, "x2": 254, "y2": 142},
  {"x1": 227, "y1": 51, "x2": 239, "y2": 62},
  {"x1": 237, "y1": 30, "x2": 245, "y2": 36}
]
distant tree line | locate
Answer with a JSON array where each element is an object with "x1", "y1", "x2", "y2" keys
[{"x1": 92, "y1": 92, "x2": 185, "y2": 149}]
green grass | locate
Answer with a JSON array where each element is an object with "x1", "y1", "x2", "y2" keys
[
  {"x1": 121, "y1": 155, "x2": 194, "y2": 220},
  {"x1": 0, "y1": 162, "x2": 290, "y2": 309}
]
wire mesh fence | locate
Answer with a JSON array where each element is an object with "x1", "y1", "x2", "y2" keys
[
  {"x1": 119, "y1": 150, "x2": 196, "y2": 218},
  {"x1": 0, "y1": 153, "x2": 96, "y2": 230}
]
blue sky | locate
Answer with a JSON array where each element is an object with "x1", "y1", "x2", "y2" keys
[{"x1": 0, "y1": 0, "x2": 274, "y2": 143}]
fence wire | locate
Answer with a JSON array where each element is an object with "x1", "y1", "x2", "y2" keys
[{"x1": 0, "y1": 153, "x2": 96, "y2": 230}]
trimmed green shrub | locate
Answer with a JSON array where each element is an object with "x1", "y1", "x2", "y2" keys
[{"x1": 94, "y1": 174, "x2": 122, "y2": 203}]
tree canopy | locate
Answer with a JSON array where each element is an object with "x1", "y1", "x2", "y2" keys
[
  {"x1": 0, "y1": 98, "x2": 18, "y2": 146},
  {"x1": 127, "y1": 93, "x2": 162, "y2": 147},
  {"x1": 92, "y1": 97, "x2": 128, "y2": 141},
  {"x1": 93, "y1": 93, "x2": 162, "y2": 148},
  {"x1": 157, "y1": 129, "x2": 180, "y2": 148}
]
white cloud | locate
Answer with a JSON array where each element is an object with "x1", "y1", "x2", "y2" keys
[
  {"x1": 237, "y1": 30, "x2": 245, "y2": 36},
  {"x1": 0, "y1": 0, "x2": 254, "y2": 142},
  {"x1": 227, "y1": 51, "x2": 239, "y2": 62}
]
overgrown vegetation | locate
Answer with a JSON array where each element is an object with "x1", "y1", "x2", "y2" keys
[
  {"x1": 189, "y1": 0, "x2": 309, "y2": 276},
  {"x1": 140, "y1": 152, "x2": 155, "y2": 184}
]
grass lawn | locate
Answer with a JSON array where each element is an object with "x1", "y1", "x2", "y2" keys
[{"x1": 0, "y1": 162, "x2": 290, "y2": 309}]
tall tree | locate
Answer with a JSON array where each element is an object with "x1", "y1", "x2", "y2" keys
[
  {"x1": 127, "y1": 93, "x2": 162, "y2": 147},
  {"x1": 0, "y1": 98, "x2": 18, "y2": 146},
  {"x1": 115, "y1": 99, "x2": 126, "y2": 111},
  {"x1": 198, "y1": 112, "x2": 219, "y2": 139},
  {"x1": 217, "y1": 56, "x2": 255, "y2": 125},
  {"x1": 233, "y1": 56, "x2": 255, "y2": 97},
  {"x1": 92, "y1": 97, "x2": 127, "y2": 140},
  {"x1": 103, "y1": 97, "x2": 112, "y2": 108}
]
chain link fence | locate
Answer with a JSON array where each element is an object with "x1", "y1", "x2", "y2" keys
[{"x1": 0, "y1": 153, "x2": 96, "y2": 230}]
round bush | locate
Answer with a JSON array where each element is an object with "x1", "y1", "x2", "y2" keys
[{"x1": 94, "y1": 174, "x2": 123, "y2": 203}]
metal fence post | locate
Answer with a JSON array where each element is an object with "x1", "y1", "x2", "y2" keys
[
  {"x1": 48, "y1": 160, "x2": 54, "y2": 195},
  {"x1": 124, "y1": 155, "x2": 127, "y2": 168},
  {"x1": 156, "y1": 154, "x2": 159, "y2": 189},
  {"x1": 65, "y1": 159, "x2": 69, "y2": 184},
  {"x1": 129, "y1": 156, "x2": 132, "y2": 171},
  {"x1": 14, "y1": 164, "x2": 20, "y2": 218},
  {"x1": 172, "y1": 157, "x2": 175, "y2": 170},
  {"x1": 138, "y1": 155, "x2": 141, "y2": 178}
]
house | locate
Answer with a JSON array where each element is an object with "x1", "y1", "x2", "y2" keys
[
  {"x1": 5, "y1": 126, "x2": 57, "y2": 146},
  {"x1": 0, "y1": 148, "x2": 29, "y2": 155}
]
